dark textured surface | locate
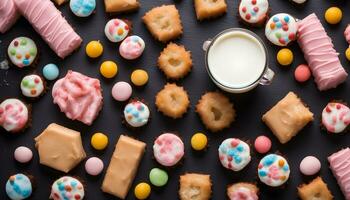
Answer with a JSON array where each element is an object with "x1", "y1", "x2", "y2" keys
[{"x1": 1, "y1": 0, "x2": 350, "y2": 199}]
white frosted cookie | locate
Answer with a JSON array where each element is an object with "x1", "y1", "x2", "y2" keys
[
  {"x1": 21, "y1": 74, "x2": 44, "y2": 98},
  {"x1": 7, "y1": 37, "x2": 37, "y2": 68},
  {"x1": 218, "y1": 138, "x2": 251, "y2": 171},
  {"x1": 265, "y1": 13, "x2": 297, "y2": 46},
  {"x1": 104, "y1": 19, "x2": 129, "y2": 43},
  {"x1": 124, "y1": 100, "x2": 150, "y2": 127},
  {"x1": 322, "y1": 102, "x2": 350, "y2": 133},
  {"x1": 50, "y1": 176, "x2": 84, "y2": 200},
  {"x1": 153, "y1": 133, "x2": 184, "y2": 167},
  {"x1": 239, "y1": 0, "x2": 269, "y2": 25},
  {"x1": 258, "y1": 154, "x2": 290, "y2": 187}
]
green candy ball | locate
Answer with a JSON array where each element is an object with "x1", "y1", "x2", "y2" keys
[{"x1": 149, "y1": 168, "x2": 168, "y2": 187}]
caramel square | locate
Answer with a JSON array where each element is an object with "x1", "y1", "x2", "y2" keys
[
  {"x1": 179, "y1": 173, "x2": 212, "y2": 200},
  {"x1": 104, "y1": 0, "x2": 139, "y2": 13},
  {"x1": 262, "y1": 92, "x2": 313, "y2": 144},
  {"x1": 143, "y1": 5, "x2": 183, "y2": 42},
  {"x1": 194, "y1": 0, "x2": 227, "y2": 20},
  {"x1": 298, "y1": 177, "x2": 333, "y2": 200}
]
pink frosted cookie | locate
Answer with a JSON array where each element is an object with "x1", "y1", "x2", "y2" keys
[
  {"x1": 0, "y1": 99, "x2": 29, "y2": 133},
  {"x1": 297, "y1": 13, "x2": 347, "y2": 91},
  {"x1": 52, "y1": 70, "x2": 103, "y2": 125},
  {"x1": 322, "y1": 102, "x2": 350, "y2": 134},
  {"x1": 153, "y1": 133, "x2": 184, "y2": 167},
  {"x1": 0, "y1": 0, "x2": 19, "y2": 33},
  {"x1": 219, "y1": 138, "x2": 251, "y2": 171},
  {"x1": 238, "y1": 0, "x2": 269, "y2": 26},
  {"x1": 119, "y1": 35, "x2": 145, "y2": 60},
  {"x1": 14, "y1": 0, "x2": 82, "y2": 58}
]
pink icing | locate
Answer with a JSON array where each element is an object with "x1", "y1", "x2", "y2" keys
[
  {"x1": 297, "y1": 13, "x2": 347, "y2": 91},
  {"x1": 153, "y1": 133, "x2": 184, "y2": 167},
  {"x1": 228, "y1": 187, "x2": 258, "y2": 200},
  {"x1": 14, "y1": 0, "x2": 82, "y2": 58},
  {"x1": 344, "y1": 25, "x2": 350, "y2": 45},
  {"x1": 0, "y1": 0, "x2": 20, "y2": 33},
  {"x1": 328, "y1": 148, "x2": 350, "y2": 200},
  {"x1": 0, "y1": 99, "x2": 28, "y2": 132},
  {"x1": 52, "y1": 70, "x2": 103, "y2": 125}
]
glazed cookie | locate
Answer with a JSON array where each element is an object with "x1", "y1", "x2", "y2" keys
[
  {"x1": 158, "y1": 43, "x2": 192, "y2": 79},
  {"x1": 20, "y1": 74, "x2": 45, "y2": 98},
  {"x1": 119, "y1": 35, "x2": 145, "y2": 60},
  {"x1": 153, "y1": 133, "x2": 184, "y2": 167},
  {"x1": 265, "y1": 13, "x2": 297, "y2": 46},
  {"x1": 322, "y1": 102, "x2": 350, "y2": 134},
  {"x1": 124, "y1": 100, "x2": 150, "y2": 128},
  {"x1": 70, "y1": 0, "x2": 96, "y2": 17},
  {"x1": 238, "y1": 0, "x2": 269, "y2": 26},
  {"x1": 227, "y1": 182, "x2": 259, "y2": 200},
  {"x1": 104, "y1": 19, "x2": 129, "y2": 43},
  {"x1": 218, "y1": 138, "x2": 251, "y2": 171},
  {"x1": 8, "y1": 37, "x2": 37, "y2": 68},
  {"x1": 258, "y1": 154, "x2": 290, "y2": 187},
  {"x1": 0, "y1": 98, "x2": 29, "y2": 132},
  {"x1": 50, "y1": 176, "x2": 84, "y2": 200},
  {"x1": 6, "y1": 174, "x2": 33, "y2": 200}
]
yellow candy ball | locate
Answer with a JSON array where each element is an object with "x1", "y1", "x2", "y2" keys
[
  {"x1": 325, "y1": 7, "x2": 342, "y2": 25},
  {"x1": 191, "y1": 133, "x2": 208, "y2": 151},
  {"x1": 91, "y1": 133, "x2": 108, "y2": 150},
  {"x1": 277, "y1": 48, "x2": 293, "y2": 66},
  {"x1": 131, "y1": 69, "x2": 149, "y2": 86},
  {"x1": 346, "y1": 48, "x2": 350, "y2": 61},
  {"x1": 86, "y1": 41, "x2": 103, "y2": 58},
  {"x1": 100, "y1": 61, "x2": 118, "y2": 78},
  {"x1": 134, "y1": 182, "x2": 151, "y2": 199}
]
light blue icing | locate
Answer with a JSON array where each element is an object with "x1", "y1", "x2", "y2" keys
[
  {"x1": 6, "y1": 174, "x2": 32, "y2": 200},
  {"x1": 42, "y1": 63, "x2": 59, "y2": 80},
  {"x1": 69, "y1": 0, "x2": 96, "y2": 17}
]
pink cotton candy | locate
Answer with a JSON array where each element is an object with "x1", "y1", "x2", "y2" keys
[
  {"x1": 0, "y1": 0, "x2": 20, "y2": 33},
  {"x1": 14, "y1": 0, "x2": 82, "y2": 58},
  {"x1": 297, "y1": 13, "x2": 347, "y2": 91}
]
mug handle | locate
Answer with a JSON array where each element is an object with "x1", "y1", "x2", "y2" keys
[
  {"x1": 202, "y1": 39, "x2": 212, "y2": 51},
  {"x1": 259, "y1": 67, "x2": 275, "y2": 85}
]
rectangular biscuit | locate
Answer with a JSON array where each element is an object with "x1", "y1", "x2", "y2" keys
[
  {"x1": 298, "y1": 177, "x2": 333, "y2": 200},
  {"x1": 104, "y1": 0, "x2": 139, "y2": 13},
  {"x1": 194, "y1": 0, "x2": 227, "y2": 20}
]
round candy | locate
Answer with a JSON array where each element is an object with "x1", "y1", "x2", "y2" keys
[
  {"x1": 258, "y1": 154, "x2": 290, "y2": 187},
  {"x1": 254, "y1": 135, "x2": 271, "y2": 154},
  {"x1": 299, "y1": 156, "x2": 321, "y2": 176},
  {"x1": 325, "y1": 7, "x2": 342, "y2": 25},
  {"x1": 294, "y1": 64, "x2": 311, "y2": 82},
  {"x1": 8, "y1": 37, "x2": 37, "y2": 68},
  {"x1": 131, "y1": 69, "x2": 149, "y2": 86},
  {"x1": 346, "y1": 47, "x2": 350, "y2": 61},
  {"x1": 119, "y1": 35, "x2": 145, "y2": 60},
  {"x1": 191, "y1": 132, "x2": 208, "y2": 151},
  {"x1": 14, "y1": 146, "x2": 33, "y2": 163},
  {"x1": 42, "y1": 63, "x2": 59, "y2": 80},
  {"x1": 153, "y1": 133, "x2": 184, "y2": 167},
  {"x1": 134, "y1": 182, "x2": 151, "y2": 199},
  {"x1": 85, "y1": 157, "x2": 104, "y2": 176},
  {"x1": 277, "y1": 48, "x2": 293, "y2": 66},
  {"x1": 50, "y1": 176, "x2": 84, "y2": 200},
  {"x1": 100, "y1": 61, "x2": 118, "y2": 78},
  {"x1": 322, "y1": 102, "x2": 350, "y2": 133},
  {"x1": 111, "y1": 81, "x2": 132, "y2": 101},
  {"x1": 218, "y1": 138, "x2": 251, "y2": 171},
  {"x1": 70, "y1": 0, "x2": 96, "y2": 17},
  {"x1": 149, "y1": 168, "x2": 168, "y2": 187},
  {"x1": 6, "y1": 173, "x2": 32, "y2": 200},
  {"x1": 21, "y1": 74, "x2": 44, "y2": 98},
  {"x1": 265, "y1": 13, "x2": 297, "y2": 46},
  {"x1": 104, "y1": 19, "x2": 129, "y2": 43},
  {"x1": 85, "y1": 40, "x2": 103, "y2": 58},
  {"x1": 91, "y1": 132, "x2": 108, "y2": 150},
  {"x1": 124, "y1": 100, "x2": 150, "y2": 128},
  {"x1": 0, "y1": 99, "x2": 29, "y2": 132}
]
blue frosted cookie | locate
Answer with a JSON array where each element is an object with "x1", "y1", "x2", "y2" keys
[
  {"x1": 69, "y1": 0, "x2": 96, "y2": 17},
  {"x1": 6, "y1": 174, "x2": 32, "y2": 200}
]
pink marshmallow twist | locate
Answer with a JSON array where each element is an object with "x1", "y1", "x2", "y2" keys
[{"x1": 0, "y1": 0, "x2": 20, "y2": 33}]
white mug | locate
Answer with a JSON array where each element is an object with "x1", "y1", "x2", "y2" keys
[{"x1": 203, "y1": 28, "x2": 274, "y2": 93}]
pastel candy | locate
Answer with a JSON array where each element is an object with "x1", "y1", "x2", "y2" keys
[
  {"x1": 111, "y1": 81, "x2": 132, "y2": 101},
  {"x1": 14, "y1": 146, "x2": 33, "y2": 163},
  {"x1": 104, "y1": 19, "x2": 129, "y2": 43},
  {"x1": 42, "y1": 63, "x2": 59, "y2": 80},
  {"x1": 70, "y1": 0, "x2": 96, "y2": 17},
  {"x1": 299, "y1": 156, "x2": 321, "y2": 176},
  {"x1": 6, "y1": 174, "x2": 32, "y2": 200},
  {"x1": 119, "y1": 35, "x2": 145, "y2": 60},
  {"x1": 218, "y1": 138, "x2": 251, "y2": 171},
  {"x1": 85, "y1": 157, "x2": 104, "y2": 176}
]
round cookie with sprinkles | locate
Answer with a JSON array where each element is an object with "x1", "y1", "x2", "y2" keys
[
  {"x1": 321, "y1": 102, "x2": 350, "y2": 134},
  {"x1": 218, "y1": 138, "x2": 251, "y2": 171},
  {"x1": 153, "y1": 133, "x2": 184, "y2": 167},
  {"x1": 7, "y1": 37, "x2": 37, "y2": 68},
  {"x1": 50, "y1": 176, "x2": 84, "y2": 200},
  {"x1": 70, "y1": 0, "x2": 96, "y2": 17},
  {"x1": 0, "y1": 98, "x2": 29, "y2": 133},
  {"x1": 265, "y1": 13, "x2": 297, "y2": 46},
  {"x1": 124, "y1": 100, "x2": 150, "y2": 128},
  {"x1": 238, "y1": 0, "x2": 269, "y2": 26},
  {"x1": 6, "y1": 173, "x2": 33, "y2": 200},
  {"x1": 104, "y1": 19, "x2": 129, "y2": 43},
  {"x1": 119, "y1": 35, "x2": 145, "y2": 60},
  {"x1": 258, "y1": 154, "x2": 290, "y2": 187},
  {"x1": 20, "y1": 74, "x2": 45, "y2": 98}
]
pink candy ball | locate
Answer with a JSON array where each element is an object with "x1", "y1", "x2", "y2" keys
[
  {"x1": 111, "y1": 81, "x2": 132, "y2": 101},
  {"x1": 254, "y1": 135, "x2": 272, "y2": 154},
  {"x1": 294, "y1": 64, "x2": 311, "y2": 83},
  {"x1": 299, "y1": 156, "x2": 321, "y2": 176},
  {"x1": 14, "y1": 146, "x2": 33, "y2": 163},
  {"x1": 85, "y1": 157, "x2": 104, "y2": 176}
]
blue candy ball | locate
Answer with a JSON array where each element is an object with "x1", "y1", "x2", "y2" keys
[{"x1": 42, "y1": 63, "x2": 59, "y2": 80}]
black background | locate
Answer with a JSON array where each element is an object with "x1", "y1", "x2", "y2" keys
[{"x1": 1, "y1": 0, "x2": 350, "y2": 199}]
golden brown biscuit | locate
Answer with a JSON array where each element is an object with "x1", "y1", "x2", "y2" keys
[
  {"x1": 262, "y1": 92, "x2": 313, "y2": 144},
  {"x1": 158, "y1": 43, "x2": 192, "y2": 79},
  {"x1": 179, "y1": 173, "x2": 212, "y2": 200},
  {"x1": 52, "y1": 0, "x2": 66, "y2": 5},
  {"x1": 155, "y1": 83, "x2": 190, "y2": 119},
  {"x1": 194, "y1": 0, "x2": 227, "y2": 20},
  {"x1": 196, "y1": 92, "x2": 235, "y2": 132},
  {"x1": 227, "y1": 183, "x2": 259, "y2": 199},
  {"x1": 298, "y1": 177, "x2": 333, "y2": 200},
  {"x1": 104, "y1": 0, "x2": 139, "y2": 13},
  {"x1": 142, "y1": 5, "x2": 183, "y2": 42}
]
